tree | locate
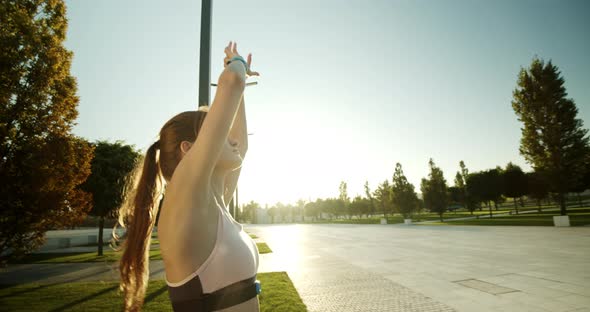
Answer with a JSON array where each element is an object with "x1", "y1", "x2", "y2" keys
[
  {"x1": 454, "y1": 161, "x2": 467, "y2": 209},
  {"x1": 277, "y1": 202, "x2": 289, "y2": 223},
  {"x1": 267, "y1": 207, "x2": 277, "y2": 224},
  {"x1": 79, "y1": 140, "x2": 140, "y2": 256},
  {"x1": 503, "y1": 162, "x2": 527, "y2": 214},
  {"x1": 349, "y1": 196, "x2": 365, "y2": 219},
  {"x1": 391, "y1": 163, "x2": 418, "y2": 219},
  {"x1": 420, "y1": 158, "x2": 448, "y2": 221},
  {"x1": 338, "y1": 181, "x2": 351, "y2": 219},
  {"x1": 448, "y1": 187, "x2": 462, "y2": 207},
  {"x1": 285, "y1": 203, "x2": 295, "y2": 222},
  {"x1": 0, "y1": 1, "x2": 95, "y2": 265},
  {"x1": 456, "y1": 161, "x2": 479, "y2": 214},
  {"x1": 315, "y1": 198, "x2": 326, "y2": 220},
  {"x1": 489, "y1": 167, "x2": 505, "y2": 211},
  {"x1": 512, "y1": 57, "x2": 590, "y2": 216},
  {"x1": 374, "y1": 180, "x2": 393, "y2": 218},
  {"x1": 334, "y1": 198, "x2": 346, "y2": 219},
  {"x1": 294, "y1": 199, "x2": 306, "y2": 222},
  {"x1": 476, "y1": 168, "x2": 504, "y2": 217},
  {"x1": 242, "y1": 200, "x2": 260, "y2": 223},
  {"x1": 465, "y1": 172, "x2": 486, "y2": 213},
  {"x1": 526, "y1": 171, "x2": 550, "y2": 212},
  {"x1": 453, "y1": 172, "x2": 465, "y2": 206},
  {"x1": 568, "y1": 162, "x2": 590, "y2": 208},
  {"x1": 304, "y1": 200, "x2": 321, "y2": 221},
  {"x1": 364, "y1": 180, "x2": 376, "y2": 217},
  {"x1": 321, "y1": 198, "x2": 341, "y2": 220}
]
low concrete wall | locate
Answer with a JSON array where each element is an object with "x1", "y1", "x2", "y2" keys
[{"x1": 36, "y1": 228, "x2": 127, "y2": 252}]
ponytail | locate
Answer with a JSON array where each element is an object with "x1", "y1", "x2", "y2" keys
[{"x1": 113, "y1": 141, "x2": 163, "y2": 312}]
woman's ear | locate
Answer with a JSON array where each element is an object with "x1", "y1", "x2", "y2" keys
[{"x1": 180, "y1": 141, "x2": 193, "y2": 155}]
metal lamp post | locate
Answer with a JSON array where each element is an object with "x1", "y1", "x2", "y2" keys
[{"x1": 198, "y1": 0, "x2": 212, "y2": 109}]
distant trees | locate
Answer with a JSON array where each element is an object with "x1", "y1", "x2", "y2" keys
[
  {"x1": 267, "y1": 207, "x2": 277, "y2": 224},
  {"x1": 512, "y1": 57, "x2": 590, "y2": 216},
  {"x1": 252, "y1": 157, "x2": 588, "y2": 224},
  {"x1": 486, "y1": 167, "x2": 505, "y2": 211},
  {"x1": 304, "y1": 200, "x2": 321, "y2": 221},
  {"x1": 364, "y1": 180, "x2": 376, "y2": 216},
  {"x1": 391, "y1": 163, "x2": 418, "y2": 219},
  {"x1": 525, "y1": 171, "x2": 550, "y2": 212},
  {"x1": 455, "y1": 161, "x2": 480, "y2": 214},
  {"x1": 447, "y1": 186, "x2": 463, "y2": 209},
  {"x1": 0, "y1": 1, "x2": 94, "y2": 264},
  {"x1": 374, "y1": 180, "x2": 393, "y2": 218},
  {"x1": 241, "y1": 200, "x2": 260, "y2": 223},
  {"x1": 503, "y1": 162, "x2": 527, "y2": 214},
  {"x1": 421, "y1": 159, "x2": 448, "y2": 221},
  {"x1": 338, "y1": 181, "x2": 350, "y2": 219},
  {"x1": 277, "y1": 203, "x2": 289, "y2": 223},
  {"x1": 349, "y1": 196, "x2": 371, "y2": 219}
]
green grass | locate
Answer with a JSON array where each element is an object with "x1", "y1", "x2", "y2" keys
[
  {"x1": 297, "y1": 206, "x2": 590, "y2": 226},
  {"x1": 256, "y1": 242, "x2": 273, "y2": 254},
  {"x1": 300, "y1": 209, "x2": 515, "y2": 224},
  {"x1": 0, "y1": 272, "x2": 307, "y2": 312},
  {"x1": 249, "y1": 234, "x2": 259, "y2": 239},
  {"x1": 419, "y1": 208, "x2": 590, "y2": 226},
  {"x1": 258, "y1": 272, "x2": 307, "y2": 312}
]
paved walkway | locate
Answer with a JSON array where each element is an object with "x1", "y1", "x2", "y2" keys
[{"x1": 250, "y1": 224, "x2": 590, "y2": 312}]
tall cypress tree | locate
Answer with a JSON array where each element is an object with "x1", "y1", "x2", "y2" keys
[
  {"x1": 391, "y1": 163, "x2": 418, "y2": 219},
  {"x1": 420, "y1": 158, "x2": 448, "y2": 222},
  {"x1": 0, "y1": 1, "x2": 94, "y2": 264},
  {"x1": 512, "y1": 57, "x2": 590, "y2": 216}
]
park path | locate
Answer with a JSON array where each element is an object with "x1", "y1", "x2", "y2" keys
[{"x1": 250, "y1": 223, "x2": 590, "y2": 312}]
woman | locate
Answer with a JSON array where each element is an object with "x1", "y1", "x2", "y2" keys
[{"x1": 113, "y1": 41, "x2": 261, "y2": 312}]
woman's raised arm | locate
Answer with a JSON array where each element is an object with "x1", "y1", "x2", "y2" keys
[{"x1": 174, "y1": 42, "x2": 251, "y2": 189}]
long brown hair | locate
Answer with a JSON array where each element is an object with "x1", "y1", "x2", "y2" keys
[{"x1": 112, "y1": 110, "x2": 207, "y2": 311}]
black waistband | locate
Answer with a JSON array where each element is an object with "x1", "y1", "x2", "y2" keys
[{"x1": 169, "y1": 275, "x2": 259, "y2": 312}]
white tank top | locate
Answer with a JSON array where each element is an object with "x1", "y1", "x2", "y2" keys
[{"x1": 165, "y1": 196, "x2": 259, "y2": 294}]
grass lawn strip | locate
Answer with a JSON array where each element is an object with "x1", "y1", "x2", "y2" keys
[
  {"x1": 300, "y1": 207, "x2": 589, "y2": 226},
  {"x1": 0, "y1": 272, "x2": 307, "y2": 312},
  {"x1": 256, "y1": 242, "x2": 272, "y2": 254},
  {"x1": 419, "y1": 208, "x2": 590, "y2": 226}
]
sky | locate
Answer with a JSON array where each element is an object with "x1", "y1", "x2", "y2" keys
[{"x1": 63, "y1": 0, "x2": 590, "y2": 208}]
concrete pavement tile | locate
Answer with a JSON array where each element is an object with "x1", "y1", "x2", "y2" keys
[
  {"x1": 442, "y1": 298, "x2": 492, "y2": 312},
  {"x1": 498, "y1": 291, "x2": 579, "y2": 312},
  {"x1": 547, "y1": 282, "x2": 590, "y2": 296},
  {"x1": 520, "y1": 286, "x2": 578, "y2": 298},
  {"x1": 552, "y1": 294, "x2": 590, "y2": 308},
  {"x1": 490, "y1": 301, "x2": 552, "y2": 312}
]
